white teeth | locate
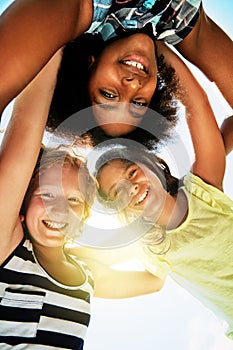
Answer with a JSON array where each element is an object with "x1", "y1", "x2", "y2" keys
[
  {"x1": 123, "y1": 60, "x2": 145, "y2": 71},
  {"x1": 43, "y1": 220, "x2": 66, "y2": 229},
  {"x1": 136, "y1": 189, "x2": 148, "y2": 205}
]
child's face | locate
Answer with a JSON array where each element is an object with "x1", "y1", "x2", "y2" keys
[
  {"x1": 97, "y1": 159, "x2": 169, "y2": 223},
  {"x1": 88, "y1": 34, "x2": 158, "y2": 136},
  {"x1": 25, "y1": 164, "x2": 85, "y2": 247}
]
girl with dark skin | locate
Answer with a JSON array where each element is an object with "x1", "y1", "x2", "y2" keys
[
  {"x1": 0, "y1": 0, "x2": 232, "y2": 128},
  {"x1": 48, "y1": 31, "x2": 180, "y2": 147}
]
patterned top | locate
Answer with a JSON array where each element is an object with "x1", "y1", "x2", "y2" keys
[
  {"x1": 87, "y1": 0, "x2": 201, "y2": 44},
  {"x1": 0, "y1": 237, "x2": 94, "y2": 349},
  {"x1": 138, "y1": 173, "x2": 233, "y2": 338}
]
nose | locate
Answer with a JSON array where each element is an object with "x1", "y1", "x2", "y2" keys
[
  {"x1": 129, "y1": 183, "x2": 139, "y2": 197},
  {"x1": 46, "y1": 198, "x2": 69, "y2": 219},
  {"x1": 122, "y1": 76, "x2": 142, "y2": 89}
]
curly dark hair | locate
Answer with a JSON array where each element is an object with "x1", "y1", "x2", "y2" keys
[{"x1": 48, "y1": 31, "x2": 180, "y2": 149}]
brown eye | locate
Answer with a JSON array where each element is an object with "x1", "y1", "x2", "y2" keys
[
  {"x1": 100, "y1": 89, "x2": 117, "y2": 99},
  {"x1": 41, "y1": 192, "x2": 54, "y2": 199},
  {"x1": 128, "y1": 166, "x2": 137, "y2": 179},
  {"x1": 132, "y1": 100, "x2": 147, "y2": 107}
]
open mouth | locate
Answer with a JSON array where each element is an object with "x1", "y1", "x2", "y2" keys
[
  {"x1": 120, "y1": 60, "x2": 148, "y2": 73},
  {"x1": 135, "y1": 188, "x2": 149, "y2": 205},
  {"x1": 119, "y1": 54, "x2": 149, "y2": 74},
  {"x1": 42, "y1": 220, "x2": 67, "y2": 230}
]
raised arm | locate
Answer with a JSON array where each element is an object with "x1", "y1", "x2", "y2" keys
[
  {"x1": 220, "y1": 116, "x2": 233, "y2": 156},
  {"x1": 157, "y1": 42, "x2": 226, "y2": 190},
  {"x1": 175, "y1": 5, "x2": 233, "y2": 108},
  {"x1": 0, "y1": 49, "x2": 62, "y2": 262},
  {"x1": 0, "y1": 0, "x2": 92, "y2": 115}
]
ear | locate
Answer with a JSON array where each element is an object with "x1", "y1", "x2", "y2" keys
[{"x1": 88, "y1": 55, "x2": 95, "y2": 68}]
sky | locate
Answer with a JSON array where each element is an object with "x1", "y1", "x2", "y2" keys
[{"x1": 0, "y1": 1, "x2": 233, "y2": 350}]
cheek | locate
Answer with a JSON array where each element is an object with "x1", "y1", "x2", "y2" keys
[
  {"x1": 68, "y1": 201, "x2": 86, "y2": 223},
  {"x1": 144, "y1": 79, "x2": 157, "y2": 100},
  {"x1": 27, "y1": 198, "x2": 43, "y2": 216},
  {"x1": 92, "y1": 106, "x2": 143, "y2": 136},
  {"x1": 151, "y1": 186, "x2": 166, "y2": 205},
  {"x1": 148, "y1": 183, "x2": 167, "y2": 212},
  {"x1": 73, "y1": 205, "x2": 85, "y2": 220},
  {"x1": 25, "y1": 198, "x2": 45, "y2": 225},
  {"x1": 145, "y1": 173, "x2": 167, "y2": 208},
  {"x1": 88, "y1": 63, "x2": 108, "y2": 92}
]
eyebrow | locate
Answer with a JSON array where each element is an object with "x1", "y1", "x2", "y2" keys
[
  {"x1": 39, "y1": 185, "x2": 81, "y2": 196},
  {"x1": 94, "y1": 99, "x2": 146, "y2": 119},
  {"x1": 67, "y1": 190, "x2": 83, "y2": 197}
]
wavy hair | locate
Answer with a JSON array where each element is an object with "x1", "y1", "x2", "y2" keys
[{"x1": 94, "y1": 144, "x2": 180, "y2": 254}]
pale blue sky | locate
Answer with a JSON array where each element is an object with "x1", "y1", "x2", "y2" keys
[{"x1": 0, "y1": 1, "x2": 233, "y2": 350}]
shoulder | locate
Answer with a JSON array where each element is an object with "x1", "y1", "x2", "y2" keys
[{"x1": 183, "y1": 172, "x2": 233, "y2": 211}]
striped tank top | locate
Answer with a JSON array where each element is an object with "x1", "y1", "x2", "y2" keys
[{"x1": 0, "y1": 237, "x2": 94, "y2": 349}]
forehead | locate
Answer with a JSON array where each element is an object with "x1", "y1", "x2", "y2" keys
[
  {"x1": 39, "y1": 164, "x2": 79, "y2": 188},
  {"x1": 98, "y1": 159, "x2": 140, "y2": 188},
  {"x1": 92, "y1": 105, "x2": 143, "y2": 136},
  {"x1": 100, "y1": 159, "x2": 131, "y2": 174}
]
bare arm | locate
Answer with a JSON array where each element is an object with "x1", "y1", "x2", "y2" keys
[
  {"x1": 0, "y1": 0, "x2": 92, "y2": 115},
  {"x1": 66, "y1": 245, "x2": 164, "y2": 298},
  {"x1": 220, "y1": 116, "x2": 233, "y2": 156},
  {"x1": 87, "y1": 259, "x2": 164, "y2": 299},
  {"x1": 157, "y1": 42, "x2": 226, "y2": 189},
  {"x1": 0, "y1": 50, "x2": 62, "y2": 262},
  {"x1": 175, "y1": 5, "x2": 233, "y2": 108}
]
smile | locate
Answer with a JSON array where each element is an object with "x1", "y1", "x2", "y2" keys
[
  {"x1": 121, "y1": 60, "x2": 147, "y2": 72},
  {"x1": 135, "y1": 188, "x2": 149, "y2": 205},
  {"x1": 42, "y1": 220, "x2": 67, "y2": 230}
]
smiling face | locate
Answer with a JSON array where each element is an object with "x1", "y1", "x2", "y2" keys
[
  {"x1": 97, "y1": 159, "x2": 172, "y2": 224},
  {"x1": 88, "y1": 34, "x2": 158, "y2": 136},
  {"x1": 25, "y1": 164, "x2": 85, "y2": 248}
]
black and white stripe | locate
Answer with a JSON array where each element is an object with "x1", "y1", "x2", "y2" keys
[{"x1": 0, "y1": 238, "x2": 94, "y2": 349}]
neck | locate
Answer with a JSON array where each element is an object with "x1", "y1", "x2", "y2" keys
[
  {"x1": 33, "y1": 244, "x2": 67, "y2": 266},
  {"x1": 158, "y1": 190, "x2": 188, "y2": 230},
  {"x1": 32, "y1": 243, "x2": 86, "y2": 287}
]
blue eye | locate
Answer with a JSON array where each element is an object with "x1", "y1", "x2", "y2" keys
[
  {"x1": 68, "y1": 197, "x2": 83, "y2": 206},
  {"x1": 100, "y1": 89, "x2": 117, "y2": 99},
  {"x1": 41, "y1": 193, "x2": 54, "y2": 199}
]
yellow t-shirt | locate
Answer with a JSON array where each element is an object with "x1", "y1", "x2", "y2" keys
[{"x1": 138, "y1": 172, "x2": 233, "y2": 336}]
